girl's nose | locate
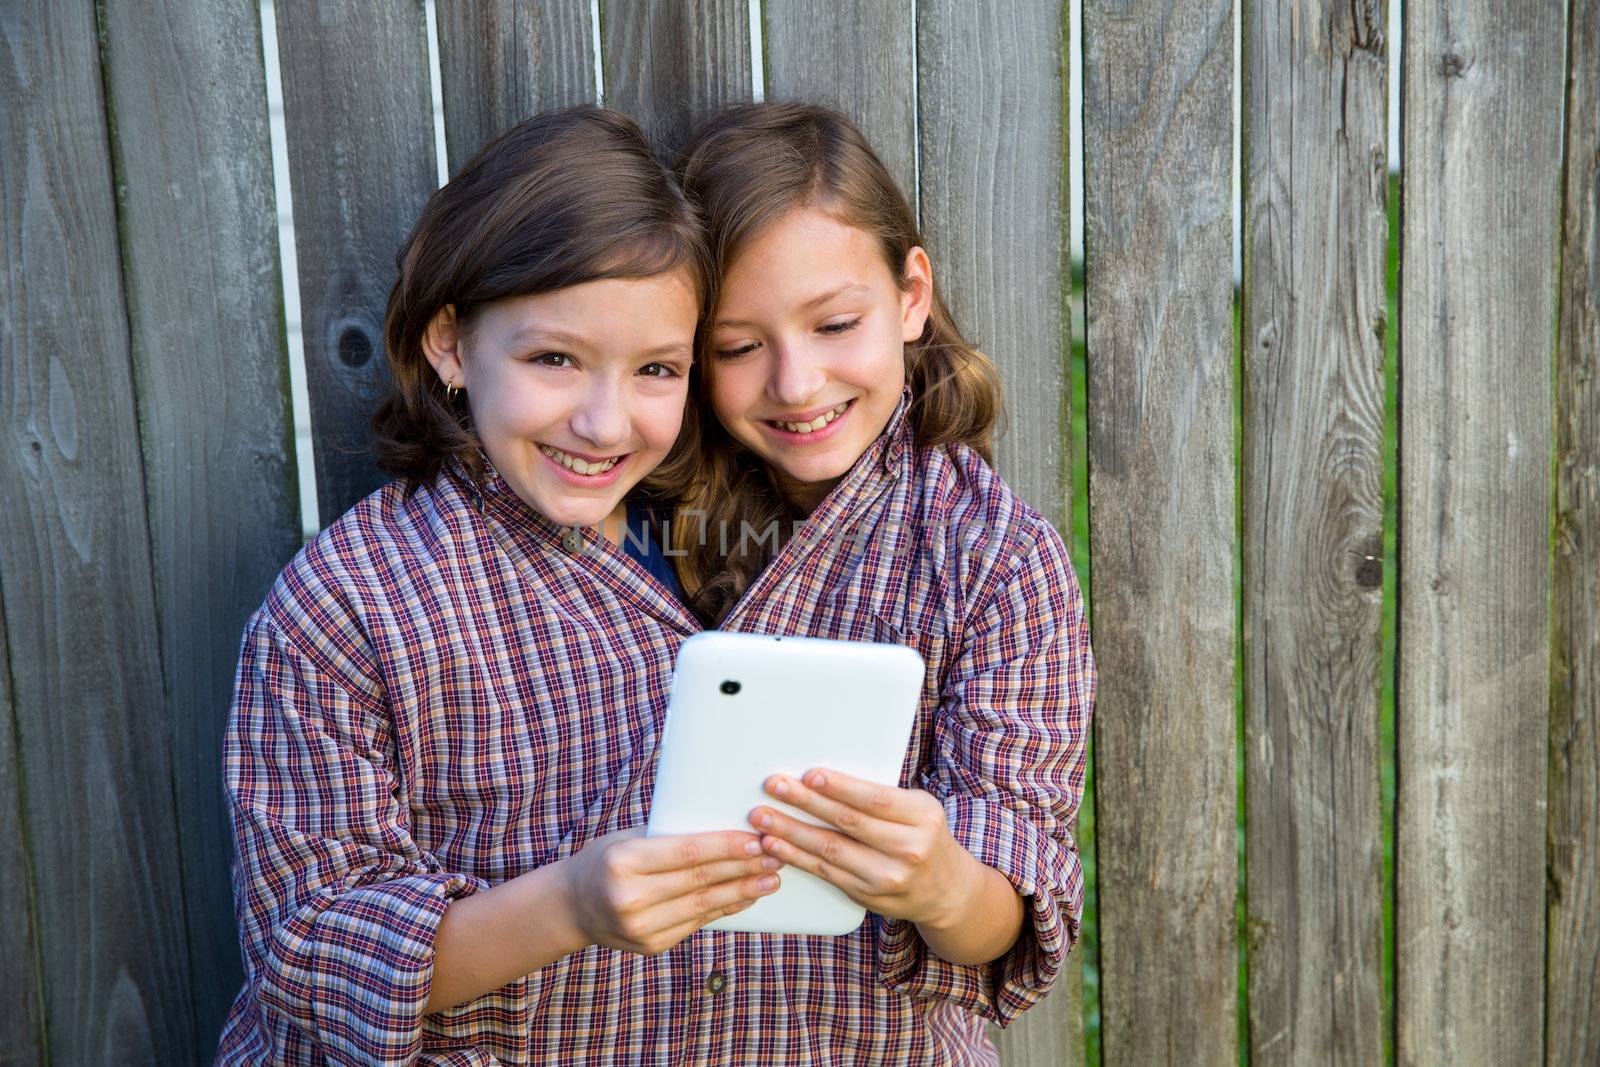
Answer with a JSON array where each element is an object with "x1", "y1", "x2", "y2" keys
[
  {"x1": 570, "y1": 379, "x2": 629, "y2": 448},
  {"x1": 768, "y1": 343, "x2": 827, "y2": 408}
]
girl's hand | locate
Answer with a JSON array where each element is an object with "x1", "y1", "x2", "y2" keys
[
  {"x1": 558, "y1": 827, "x2": 782, "y2": 955},
  {"x1": 749, "y1": 770, "x2": 973, "y2": 928}
]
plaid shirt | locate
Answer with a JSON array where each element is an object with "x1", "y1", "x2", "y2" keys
[{"x1": 216, "y1": 397, "x2": 1094, "y2": 1065}]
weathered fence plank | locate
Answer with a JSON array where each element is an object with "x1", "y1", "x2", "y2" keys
[
  {"x1": 436, "y1": 0, "x2": 597, "y2": 174},
  {"x1": 1082, "y1": 0, "x2": 1238, "y2": 1062},
  {"x1": 0, "y1": 608, "x2": 44, "y2": 1066},
  {"x1": 919, "y1": 0, "x2": 1068, "y2": 533},
  {"x1": 273, "y1": 0, "x2": 438, "y2": 522},
  {"x1": 601, "y1": 0, "x2": 751, "y2": 155},
  {"x1": 917, "y1": 3, "x2": 1079, "y2": 1061},
  {"x1": 1396, "y1": 1, "x2": 1564, "y2": 1063},
  {"x1": 992, "y1": 967, "x2": 1084, "y2": 1067},
  {"x1": 1240, "y1": 1, "x2": 1388, "y2": 1062},
  {"x1": 1549, "y1": 0, "x2": 1600, "y2": 1059},
  {"x1": 0, "y1": 1, "x2": 195, "y2": 1060},
  {"x1": 762, "y1": 0, "x2": 917, "y2": 201},
  {"x1": 96, "y1": 0, "x2": 301, "y2": 1049}
]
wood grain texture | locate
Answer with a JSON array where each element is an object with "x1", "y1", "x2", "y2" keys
[
  {"x1": 762, "y1": 0, "x2": 917, "y2": 200},
  {"x1": 274, "y1": 0, "x2": 438, "y2": 522},
  {"x1": 1549, "y1": 0, "x2": 1600, "y2": 1059},
  {"x1": 0, "y1": 608, "x2": 44, "y2": 1067},
  {"x1": 436, "y1": 0, "x2": 597, "y2": 174},
  {"x1": 97, "y1": 0, "x2": 301, "y2": 1050},
  {"x1": 0, "y1": 1, "x2": 195, "y2": 1059},
  {"x1": 916, "y1": 5, "x2": 1079, "y2": 1062},
  {"x1": 918, "y1": 0, "x2": 1067, "y2": 531},
  {"x1": 600, "y1": 0, "x2": 751, "y2": 156},
  {"x1": 1081, "y1": 0, "x2": 1238, "y2": 1063},
  {"x1": 992, "y1": 952, "x2": 1084, "y2": 1066},
  {"x1": 1240, "y1": 1, "x2": 1387, "y2": 1062},
  {"x1": 1395, "y1": 1, "x2": 1563, "y2": 1063}
]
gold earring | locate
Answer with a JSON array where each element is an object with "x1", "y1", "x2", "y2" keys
[{"x1": 446, "y1": 377, "x2": 459, "y2": 402}]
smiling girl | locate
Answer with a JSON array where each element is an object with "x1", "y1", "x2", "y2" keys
[
  {"x1": 672, "y1": 103, "x2": 1096, "y2": 1061},
  {"x1": 216, "y1": 108, "x2": 783, "y2": 1065}
]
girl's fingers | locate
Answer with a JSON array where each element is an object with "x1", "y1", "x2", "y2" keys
[
  {"x1": 761, "y1": 774, "x2": 899, "y2": 849},
  {"x1": 646, "y1": 895, "x2": 760, "y2": 954},
  {"x1": 748, "y1": 805, "x2": 889, "y2": 887},
  {"x1": 643, "y1": 871, "x2": 780, "y2": 935},
  {"x1": 638, "y1": 854, "x2": 781, "y2": 909},
  {"x1": 786, "y1": 769, "x2": 932, "y2": 827},
  {"x1": 630, "y1": 830, "x2": 766, "y2": 874},
  {"x1": 757, "y1": 833, "x2": 875, "y2": 900}
]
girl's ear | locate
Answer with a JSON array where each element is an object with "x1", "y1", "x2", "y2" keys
[
  {"x1": 421, "y1": 305, "x2": 467, "y2": 389},
  {"x1": 900, "y1": 246, "x2": 934, "y2": 343}
]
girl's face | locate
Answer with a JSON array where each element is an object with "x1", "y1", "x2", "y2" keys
[
  {"x1": 423, "y1": 271, "x2": 698, "y2": 532},
  {"x1": 706, "y1": 208, "x2": 932, "y2": 511}
]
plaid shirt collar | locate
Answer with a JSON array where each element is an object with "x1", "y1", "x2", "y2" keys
[
  {"x1": 721, "y1": 386, "x2": 915, "y2": 625},
  {"x1": 445, "y1": 386, "x2": 916, "y2": 633},
  {"x1": 769, "y1": 384, "x2": 915, "y2": 531},
  {"x1": 447, "y1": 453, "x2": 704, "y2": 634}
]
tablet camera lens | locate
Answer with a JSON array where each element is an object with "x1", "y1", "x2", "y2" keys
[{"x1": 720, "y1": 680, "x2": 741, "y2": 695}]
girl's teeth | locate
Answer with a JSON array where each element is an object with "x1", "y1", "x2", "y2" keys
[
  {"x1": 541, "y1": 446, "x2": 620, "y2": 475},
  {"x1": 776, "y1": 402, "x2": 849, "y2": 434}
]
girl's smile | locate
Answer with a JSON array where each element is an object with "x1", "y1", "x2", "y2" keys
[
  {"x1": 537, "y1": 443, "x2": 632, "y2": 485},
  {"x1": 761, "y1": 398, "x2": 855, "y2": 442}
]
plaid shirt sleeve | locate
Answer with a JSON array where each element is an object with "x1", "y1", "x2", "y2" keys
[
  {"x1": 876, "y1": 519, "x2": 1095, "y2": 1026},
  {"x1": 225, "y1": 606, "x2": 516, "y2": 1064}
]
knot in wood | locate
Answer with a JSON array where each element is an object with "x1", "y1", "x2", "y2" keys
[
  {"x1": 1352, "y1": 534, "x2": 1384, "y2": 589},
  {"x1": 337, "y1": 325, "x2": 374, "y2": 368}
]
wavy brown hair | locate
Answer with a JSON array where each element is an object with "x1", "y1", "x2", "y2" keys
[
  {"x1": 373, "y1": 106, "x2": 710, "y2": 499},
  {"x1": 673, "y1": 102, "x2": 1003, "y2": 624}
]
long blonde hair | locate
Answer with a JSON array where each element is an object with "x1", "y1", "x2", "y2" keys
[{"x1": 674, "y1": 102, "x2": 1002, "y2": 624}]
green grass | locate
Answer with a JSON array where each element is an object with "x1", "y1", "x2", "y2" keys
[
  {"x1": 1065, "y1": 258, "x2": 1100, "y2": 1064},
  {"x1": 1065, "y1": 175, "x2": 1402, "y2": 1065},
  {"x1": 1380, "y1": 173, "x2": 1401, "y2": 1067}
]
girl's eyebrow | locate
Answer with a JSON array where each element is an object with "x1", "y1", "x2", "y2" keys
[
  {"x1": 508, "y1": 325, "x2": 585, "y2": 348},
  {"x1": 714, "y1": 283, "x2": 871, "y2": 329},
  {"x1": 639, "y1": 341, "x2": 694, "y2": 359},
  {"x1": 507, "y1": 326, "x2": 690, "y2": 360}
]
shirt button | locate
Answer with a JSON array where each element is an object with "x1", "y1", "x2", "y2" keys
[
  {"x1": 561, "y1": 527, "x2": 584, "y2": 552},
  {"x1": 704, "y1": 970, "x2": 727, "y2": 994}
]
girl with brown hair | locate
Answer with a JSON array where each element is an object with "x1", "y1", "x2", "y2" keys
[
  {"x1": 666, "y1": 102, "x2": 1096, "y2": 1061},
  {"x1": 217, "y1": 107, "x2": 785, "y2": 1065}
]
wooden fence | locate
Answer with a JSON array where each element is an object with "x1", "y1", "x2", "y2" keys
[{"x1": 0, "y1": 0, "x2": 1594, "y2": 1063}]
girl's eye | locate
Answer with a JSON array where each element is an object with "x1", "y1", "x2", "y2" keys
[
  {"x1": 819, "y1": 317, "x2": 862, "y2": 336},
  {"x1": 639, "y1": 362, "x2": 681, "y2": 379},
  {"x1": 533, "y1": 352, "x2": 574, "y2": 368},
  {"x1": 715, "y1": 342, "x2": 761, "y2": 361}
]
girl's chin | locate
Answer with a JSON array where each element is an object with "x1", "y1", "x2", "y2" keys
[
  {"x1": 782, "y1": 464, "x2": 850, "y2": 486},
  {"x1": 769, "y1": 457, "x2": 857, "y2": 500},
  {"x1": 507, "y1": 477, "x2": 630, "y2": 529},
  {"x1": 546, "y1": 508, "x2": 610, "y2": 529},
  {"x1": 775, "y1": 444, "x2": 861, "y2": 480},
  {"x1": 541, "y1": 495, "x2": 626, "y2": 528}
]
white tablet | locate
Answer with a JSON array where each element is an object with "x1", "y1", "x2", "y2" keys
[{"x1": 646, "y1": 630, "x2": 925, "y2": 936}]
